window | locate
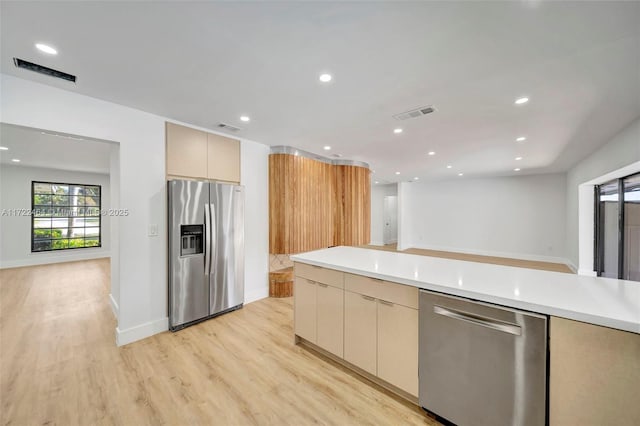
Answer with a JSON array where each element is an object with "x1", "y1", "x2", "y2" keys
[
  {"x1": 594, "y1": 172, "x2": 640, "y2": 281},
  {"x1": 31, "y1": 181, "x2": 101, "y2": 252}
]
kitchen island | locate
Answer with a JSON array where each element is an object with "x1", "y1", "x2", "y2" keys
[{"x1": 290, "y1": 246, "x2": 640, "y2": 426}]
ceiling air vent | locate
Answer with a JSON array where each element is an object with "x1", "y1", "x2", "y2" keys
[
  {"x1": 393, "y1": 105, "x2": 436, "y2": 121},
  {"x1": 13, "y1": 58, "x2": 76, "y2": 83},
  {"x1": 217, "y1": 122, "x2": 241, "y2": 132}
]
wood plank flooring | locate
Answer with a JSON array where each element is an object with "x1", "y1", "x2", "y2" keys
[
  {"x1": 0, "y1": 259, "x2": 437, "y2": 426},
  {"x1": 362, "y1": 244, "x2": 574, "y2": 274}
]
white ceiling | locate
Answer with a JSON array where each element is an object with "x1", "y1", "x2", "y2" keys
[
  {"x1": 1, "y1": 1, "x2": 639, "y2": 183},
  {"x1": 0, "y1": 123, "x2": 112, "y2": 174}
]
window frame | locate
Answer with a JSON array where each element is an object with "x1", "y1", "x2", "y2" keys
[{"x1": 30, "y1": 180, "x2": 102, "y2": 252}]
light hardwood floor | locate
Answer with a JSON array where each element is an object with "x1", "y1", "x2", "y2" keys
[
  {"x1": 0, "y1": 259, "x2": 437, "y2": 426},
  {"x1": 362, "y1": 244, "x2": 574, "y2": 274}
]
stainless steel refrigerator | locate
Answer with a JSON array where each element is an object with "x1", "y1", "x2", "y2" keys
[{"x1": 168, "y1": 179, "x2": 244, "y2": 331}]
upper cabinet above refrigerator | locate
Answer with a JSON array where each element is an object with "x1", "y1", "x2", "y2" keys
[{"x1": 166, "y1": 122, "x2": 240, "y2": 183}]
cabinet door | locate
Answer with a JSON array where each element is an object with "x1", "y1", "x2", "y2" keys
[
  {"x1": 166, "y1": 122, "x2": 208, "y2": 178},
  {"x1": 377, "y1": 301, "x2": 419, "y2": 396},
  {"x1": 344, "y1": 290, "x2": 377, "y2": 375},
  {"x1": 207, "y1": 133, "x2": 240, "y2": 183},
  {"x1": 550, "y1": 317, "x2": 640, "y2": 425},
  {"x1": 294, "y1": 278, "x2": 316, "y2": 343},
  {"x1": 316, "y1": 283, "x2": 344, "y2": 357}
]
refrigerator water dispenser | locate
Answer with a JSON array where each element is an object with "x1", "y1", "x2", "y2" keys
[{"x1": 180, "y1": 224, "x2": 203, "y2": 256}]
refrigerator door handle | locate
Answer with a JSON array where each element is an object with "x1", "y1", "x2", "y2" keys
[
  {"x1": 204, "y1": 203, "x2": 211, "y2": 275},
  {"x1": 210, "y1": 203, "x2": 217, "y2": 274}
]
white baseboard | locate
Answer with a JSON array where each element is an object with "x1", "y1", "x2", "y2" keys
[
  {"x1": 369, "y1": 240, "x2": 384, "y2": 246},
  {"x1": 578, "y1": 268, "x2": 597, "y2": 277},
  {"x1": 408, "y1": 243, "x2": 574, "y2": 269},
  {"x1": 0, "y1": 250, "x2": 110, "y2": 269},
  {"x1": 109, "y1": 293, "x2": 119, "y2": 319},
  {"x1": 116, "y1": 317, "x2": 168, "y2": 347},
  {"x1": 245, "y1": 287, "x2": 269, "y2": 304}
]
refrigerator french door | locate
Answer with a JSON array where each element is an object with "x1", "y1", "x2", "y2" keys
[{"x1": 168, "y1": 179, "x2": 244, "y2": 331}]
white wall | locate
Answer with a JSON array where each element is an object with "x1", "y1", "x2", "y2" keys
[
  {"x1": 0, "y1": 164, "x2": 110, "y2": 268},
  {"x1": 566, "y1": 118, "x2": 640, "y2": 271},
  {"x1": 370, "y1": 183, "x2": 397, "y2": 245},
  {"x1": 0, "y1": 74, "x2": 270, "y2": 346},
  {"x1": 400, "y1": 174, "x2": 568, "y2": 263},
  {"x1": 241, "y1": 140, "x2": 270, "y2": 303}
]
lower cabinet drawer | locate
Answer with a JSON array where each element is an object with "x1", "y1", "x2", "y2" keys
[
  {"x1": 295, "y1": 263, "x2": 344, "y2": 289},
  {"x1": 345, "y1": 273, "x2": 418, "y2": 309}
]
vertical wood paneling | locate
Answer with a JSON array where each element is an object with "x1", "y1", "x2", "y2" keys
[
  {"x1": 334, "y1": 165, "x2": 371, "y2": 247},
  {"x1": 269, "y1": 154, "x2": 334, "y2": 254}
]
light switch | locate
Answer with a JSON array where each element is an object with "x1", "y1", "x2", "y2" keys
[{"x1": 148, "y1": 224, "x2": 159, "y2": 237}]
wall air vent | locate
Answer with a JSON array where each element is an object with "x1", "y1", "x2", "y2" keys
[
  {"x1": 13, "y1": 58, "x2": 76, "y2": 83},
  {"x1": 393, "y1": 105, "x2": 436, "y2": 121},
  {"x1": 217, "y1": 122, "x2": 241, "y2": 132}
]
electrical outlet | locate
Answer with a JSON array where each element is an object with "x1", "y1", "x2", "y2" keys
[{"x1": 148, "y1": 224, "x2": 158, "y2": 237}]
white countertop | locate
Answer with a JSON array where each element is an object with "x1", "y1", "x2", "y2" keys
[{"x1": 290, "y1": 246, "x2": 640, "y2": 334}]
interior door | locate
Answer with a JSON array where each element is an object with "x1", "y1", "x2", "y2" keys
[
  {"x1": 168, "y1": 180, "x2": 209, "y2": 329},
  {"x1": 383, "y1": 195, "x2": 398, "y2": 244},
  {"x1": 209, "y1": 183, "x2": 245, "y2": 315}
]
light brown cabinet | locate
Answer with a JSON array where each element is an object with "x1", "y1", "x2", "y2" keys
[
  {"x1": 166, "y1": 122, "x2": 240, "y2": 183},
  {"x1": 316, "y1": 283, "x2": 344, "y2": 358},
  {"x1": 166, "y1": 122, "x2": 208, "y2": 179},
  {"x1": 293, "y1": 264, "x2": 345, "y2": 358},
  {"x1": 344, "y1": 290, "x2": 377, "y2": 375},
  {"x1": 296, "y1": 265, "x2": 419, "y2": 398},
  {"x1": 377, "y1": 301, "x2": 419, "y2": 396},
  {"x1": 549, "y1": 317, "x2": 640, "y2": 425},
  {"x1": 269, "y1": 153, "x2": 370, "y2": 254},
  {"x1": 207, "y1": 132, "x2": 240, "y2": 183},
  {"x1": 293, "y1": 277, "x2": 316, "y2": 343},
  {"x1": 343, "y1": 274, "x2": 419, "y2": 396}
]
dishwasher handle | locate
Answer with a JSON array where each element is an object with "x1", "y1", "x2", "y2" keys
[{"x1": 433, "y1": 305, "x2": 522, "y2": 336}]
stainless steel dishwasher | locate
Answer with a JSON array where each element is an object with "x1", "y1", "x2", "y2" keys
[{"x1": 419, "y1": 290, "x2": 547, "y2": 426}]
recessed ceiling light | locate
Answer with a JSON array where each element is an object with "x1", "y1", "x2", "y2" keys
[
  {"x1": 395, "y1": 171, "x2": 401, "y2": 175},
  {"x1": 323, "y1": 146, "x2": 331, "y2": 151},
  {"x1": 514, "y1": 168, "x2": 521, "y2": 171},
  {"x1": 374, "y1": 181, "x2": 379, "y2": 184},
  {"x1": 446, "y1": 165, "x2": 452, "y2": 169},
  {"x1": 319, "y1": 73, "x2": 332, "y2": 83},
  {"x1": 413, "y1": 177, "x2": 419, "y2": 180},
  {"x1": 35, "y1": 43, "x2": 57, "y2": 55},
  {"x1": 239, "y1": 115, "x2": 250, "y2": 122},
  {"x1": 0, "y1": 146, "x2": 8, "y2": 151},
  {"x1": 516, "y1": 136, "x2": 527, "y2": 142},
  {"x1": 11, "y1": 159, "x2": 21, "y2": 163},
  {"x1": 515, "y1": 156, "x2": 523, "y2": 161},
  {"x1": 515, "y1": 97, "x2": 529, "y2": 105},
  {"x1": 458, "y1": 173, "x2": 464, "y2": 176},
  {"x1": 428, "y1": 151, "x2": 436, "y2": 156},
  {"x1": 393, "y1": 128, "x2": 403, "y2": 134}
]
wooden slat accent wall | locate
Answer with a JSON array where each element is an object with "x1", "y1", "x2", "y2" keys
[
  {"x1": 269, "y1": 154, "x2": 370, "y2": 254},
  {"x1": 269, "y1": 154, "x2": 334, "y2": 254},
  {"x1": 333, "y1": 165, "x2": 371, "y2": 247}
]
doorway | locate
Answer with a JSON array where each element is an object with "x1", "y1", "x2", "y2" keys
[
  {"x1": 383, "y1": 195, "x2": 398, "y2": 245},
  {"x1": 594, "y1": 172, "x2": 640, "y2": 281}
]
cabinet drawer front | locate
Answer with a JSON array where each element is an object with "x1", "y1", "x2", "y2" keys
[
  {"x1": 345, "y1": 273, "x2": 418, "y2": 309},
  {"x1": 295, "y1": 263, "x2": 344, "y2": 289},
  {"x1": 344, "y1": 273, "x2": 381, "y2": 299},
  {"x1": 377, "y1": 280, "x2": 418, "y2": 309}
]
